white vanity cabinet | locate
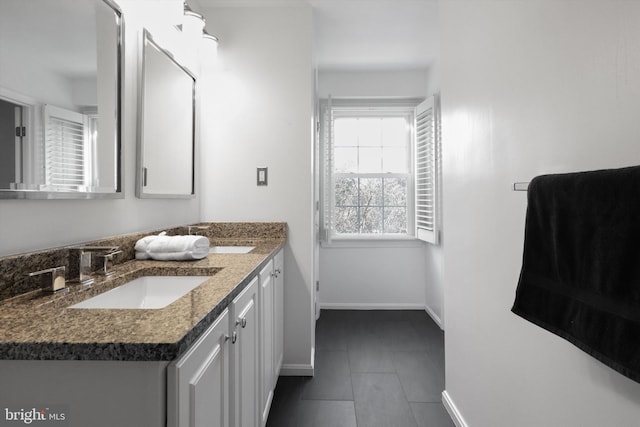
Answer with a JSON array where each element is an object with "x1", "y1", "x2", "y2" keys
[
  {"x1": 166, "y1": 250, "x2": 283, "y2": 427},
  {"x1": 259, "y1": 260, "x2": 275, "y2": 426},
  {"x1": 0, "y1": 243, "x2": 286, "y2": 427},
  {"x1": 168, "y1": 309, "x2": 231, "y2": 427},
  {"x1": 274, "y1": 250, "x2": 284, "y2": 379},
  {"x1": 231, "y1": 276, "x2": 260, "y2": 427},
  {"x1": 259, "y1": 249, "x2": 284, "y2": 426}
]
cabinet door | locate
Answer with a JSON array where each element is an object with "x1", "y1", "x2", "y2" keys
[
  {"x1": 168, "y1": 309, "x2": 230, "y2": 427},
  {"x1": 274, "y1": 250, "x2": 284, "y2": 376},
  {"x1": 231, "y1": 277, "x2": 259, "y2": 427},
  {"x1": 259, "y1": 260, "x2": 275, "y2": 426}
]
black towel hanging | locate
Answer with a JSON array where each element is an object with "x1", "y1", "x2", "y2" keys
[{"x1": 512, "y1": 165, "x2": 640, "y2": 383}]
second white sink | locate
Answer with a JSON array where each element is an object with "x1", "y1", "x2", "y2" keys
[
  {"x1": 209, "y1": 246, "x2": 255, "y2": 254},
  {"x1": 70, "y1": 276, "x2": 210, "y2": 310}
]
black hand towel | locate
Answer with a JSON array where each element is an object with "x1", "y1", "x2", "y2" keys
[{"x1": 512, "y1": 165, "x2": 640, "y2": 382}]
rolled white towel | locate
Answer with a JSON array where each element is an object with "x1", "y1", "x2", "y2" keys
[
  {"x1": 134, "y1": 231, "x2": 167, "y2": 252},
  {"x1": 141, "y1": 251, "x2": 207, "y2": 261},
  {"x1": 135, "y1": 251, "x2": 151, "y2": 260},
  {"x1": 135, "y1": 233, "x2": 210, "y2": 261},
  {"x1": 147, "y1": 235, "x2": 209, "y2": 253}
]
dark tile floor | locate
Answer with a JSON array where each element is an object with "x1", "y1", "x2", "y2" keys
[{"x1": 266, "y1": 310, "x2": 455, "y2": 427}]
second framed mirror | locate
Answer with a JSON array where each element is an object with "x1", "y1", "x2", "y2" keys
[{"x1": 137, "y1": 29, "x2": 196, "y2": 198}]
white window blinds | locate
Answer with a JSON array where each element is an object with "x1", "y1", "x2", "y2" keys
[
  {"x1": 415, "y1": 96, "x2": 439, "y2": 244},
  {"x1": 320, "y1": 96, "x2": 334, "y2": 243},
  {"x1": 43, "y1": 105, "x2": 89, "y2": 190}
]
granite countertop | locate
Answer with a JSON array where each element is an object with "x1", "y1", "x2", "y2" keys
[{"x1": 0, "y1": 238, "x2": 285, "y2": 362}]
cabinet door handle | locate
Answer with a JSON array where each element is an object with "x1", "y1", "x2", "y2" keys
[
  {"x1": 231, "y1": 331, "x2": 238, "y2": 344},
  {"x1": 235, "y1": 317, "x2": 247, "y2": 328}
]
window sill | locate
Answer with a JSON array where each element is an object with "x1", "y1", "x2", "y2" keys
[{"x1": 320, "y1": 235, "x2": 426, "y2": 249}]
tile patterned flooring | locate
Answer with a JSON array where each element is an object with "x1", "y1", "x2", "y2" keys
[{"x1": 266, "y1": 310, "x2": 455, "y2": 427}]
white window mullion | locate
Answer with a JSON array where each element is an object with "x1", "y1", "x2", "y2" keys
[{"x1": 334, "y1": 172, "x2": 409, "y2": 179}]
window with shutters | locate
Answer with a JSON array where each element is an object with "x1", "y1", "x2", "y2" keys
[
  {"x1": 320, "y1": 97, "x2": 439, "y2": 243},
  {"x1": 321, "y1": 100, "x2": 414, "y2": 240}
]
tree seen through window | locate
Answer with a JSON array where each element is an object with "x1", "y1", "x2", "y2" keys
[{"x1": 332, "y1": 115, "x2": 411, "y2": 236}]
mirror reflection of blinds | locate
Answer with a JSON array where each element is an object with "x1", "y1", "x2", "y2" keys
[
  {"x1": 44, "y1": 105, "x2": 87, "y2": 190},
  {"x1": 415, "y1": 97, "x2": 438, "y2": 244}
]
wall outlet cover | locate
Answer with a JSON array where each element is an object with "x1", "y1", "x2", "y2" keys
[{"x1": 257, "y1": 167, "x2": 268, "y2": 186}]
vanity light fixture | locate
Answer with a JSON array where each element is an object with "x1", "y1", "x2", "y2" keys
[
  {"x1": 202, "y1": 30, "x2": 219, "y2": 56},
  {"x1": 182, "y1": 4, "x2": 205, "y2": 44},
  {"x1": 182, "y1": 1, "x2": 219, "y2": 69},
  {"x1": 201, "y1": 30, "x2": 219, "y2": 70}
]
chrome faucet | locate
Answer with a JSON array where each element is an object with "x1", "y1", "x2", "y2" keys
[
  {"x1": 70, "y1": 246, "x2": 119, "y2": 286},
  {"x1": 96, "y1": 249, "x2": 122, "y2": 277},
  {"x1": 29, "y1": 266, "x2": 67, "y2": 293}
]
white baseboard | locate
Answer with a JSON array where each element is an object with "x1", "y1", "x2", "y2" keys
[
  {"x1": 279, "y1": 347, "x2": 315, "y2": 377},
  {"x1": 279, "y1": 364, "x2": 314, "y2": 376},
  {"x1": 425, "y1": 304, "x2": 444, "y2": 330},
  {"x1": 319, "y1": 302, "x2": 427, "y2": 310},
  {"x1": 442, "y1": 390, "x2": 468, "y2": 427}
]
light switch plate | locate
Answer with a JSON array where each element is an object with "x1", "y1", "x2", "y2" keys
[{"x1": 257, "y1": 167, "x2": 268, "y2": 186}]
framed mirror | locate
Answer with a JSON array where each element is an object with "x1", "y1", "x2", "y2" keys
[
  {"x1": 0, "y1": 0, "x2": 123, "y2": 199},
  {"x1": 137, "y1": 29, "x2": 196, "y2": 199}
]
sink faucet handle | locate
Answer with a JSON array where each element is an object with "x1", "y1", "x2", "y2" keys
[
  {"x1": 96, "y1": 250, "x2": 123, "y2": 277},
  {"x1": 29, "y1": 266, "x2": 67, "y2": 293},
  {"x1": 69, "y1": 246, "x2": 118, "y2": 286}
]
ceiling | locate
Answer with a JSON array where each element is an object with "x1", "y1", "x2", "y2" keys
[{"x1": 196, "y1": 0, "x2": 440, "y2": 71}]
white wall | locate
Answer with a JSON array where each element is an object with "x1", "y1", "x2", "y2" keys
[
  {"x1": 199, "y1": 5, "x2": 315, "y2": 373},
  {"x1": 317, "y1": 69, "x2": 430, "y2": 99},
  {"x1": 423, "y1": 49, "x2": 443, "y2": 327},
  {"x1": 0, "y1": 0, "x2": 200, "y2": 257},
  {"x1": 320, "y1": 243, "x2": 428, "y2": 310},
  {"x1": 0, "y1": 46, "x2": 75, "y2": 111},
  {"x1": 440, "y1": 1, "x2": 640, "y2": 426}
]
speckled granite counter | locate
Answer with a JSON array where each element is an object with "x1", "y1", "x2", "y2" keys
[{"x1": 0, "y1": 224, "x2": 285, "y2": 361}]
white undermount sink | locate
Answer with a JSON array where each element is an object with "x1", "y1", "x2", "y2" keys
[
  {"x1": 209, "y1": 246, "x2": 255, "y2": 254},
  {"x1": 70, "y1": 276, "x2": 210, "y2": 309}
]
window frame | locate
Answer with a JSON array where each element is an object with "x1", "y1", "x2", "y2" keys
[{"x1": 321, "y1": 99, "x2": 422, "y2": 243}]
